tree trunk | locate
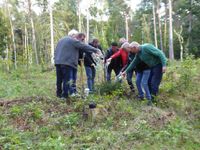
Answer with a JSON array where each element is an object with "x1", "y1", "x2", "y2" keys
[
  {"x1": 152, "y1": 1, "x2": 158, "y2": 47},
  {"x1": 125, "y1": 15, "x2": 129, "y2": 41},
  {"x1": 86, "y1": 7, "x2": 90, "y2": 43},
  {"x1": 169, "y1": 0, "x2": 174, "y2": 60},
  {"x1": 186, "y1": 0, "x2": 193, "y2": 54},
  {"x1": 78, "y1": 0, "x2": 82, "y2": 32},
  {"x1": 24, "y1": 24, "x2": 27, "y2": 66},
  {"x1": 164, "y1": 0, "x2": 168, "y2": 53},
  {"x1": 174, "y1": 26, "x2": 184, "y2": 61},
  {"x1": 157, "y1": 0, "x2": 163, "y2": 50},
  {"x1": 6, "y1": 0, "x2": 17, "y2": 69},
  {"x1": 27, "y1": 0, "x2": 39, "y2": 65},
  {"x1": 6, "y1": 43, "x2": 9, "y2": 71},
  {"x1": 49, "y1": 0, "x2": 54, "y2": 65}
]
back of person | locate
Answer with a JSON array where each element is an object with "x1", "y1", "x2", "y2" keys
[{"x1": 55, "y1": 36, "x2": 79, "y2": 68}]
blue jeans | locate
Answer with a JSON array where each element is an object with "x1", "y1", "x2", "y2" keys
[
  {"x1": 148, "y1": 63, "x2": 163, "y2": 97},
  {"x1": 85, "y1": 66, "x2": 96, "y2": 92},
  {"x1": 56, "y1": 65, "x2": 71, "y2": 98},
  {"x1": 69, "y1": 67, "x2": 77, "y2": 94},
  {"x1": 136, "y1": 69, "x2": 151, "y2": 100},
  {"x1": 127, "y1": 69, "x2": 135, "y2": 92}
]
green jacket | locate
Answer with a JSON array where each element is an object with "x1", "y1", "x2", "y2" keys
[{"x1": 125, "y1": 43, "x2": 167, "y2": 73}]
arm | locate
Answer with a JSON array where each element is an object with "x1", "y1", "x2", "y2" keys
[
  {"x1": 73, "y1": 39, "x2": 98, "y2": 53},
  {"x1": 125, "y1": 54, "x2": 140, "y2": 73},
  {"x1": 144, "y1": 44, "x2": 167, "y2": 67},
  {"x1": 110, "y1": 50, "x2": 121, "y2": 59}
]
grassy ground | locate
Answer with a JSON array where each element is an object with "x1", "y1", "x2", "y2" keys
[{"x1": 0, "y1": 58, "x2": 200, "y2": 149}]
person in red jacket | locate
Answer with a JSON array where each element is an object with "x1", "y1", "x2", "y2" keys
[{"x1": 106, "y1": 42, "x2": 130, "y2": 68}]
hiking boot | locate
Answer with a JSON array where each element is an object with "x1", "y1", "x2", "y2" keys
[
  {"x1": 147, "y1": 100, "x2": 153, "y2": 106},
  {"x1": 135, "y1": 95, "x2": 144, "y2": 101}
]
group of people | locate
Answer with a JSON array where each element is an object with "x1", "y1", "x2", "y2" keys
[{"x1": 54, "y1": 29, "x2": 167, "y2": 106}]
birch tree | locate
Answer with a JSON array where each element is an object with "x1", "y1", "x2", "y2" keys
[
  {"x1": 157, "y1": 0, "x2": 163, "y2": 50},
  {"x1": 174, "y1": 26, "x2": 184, "y2": 61},
  {"x1": 169, "y1": 0, "x2": 174, "y2": 60},
  {"x1": 152, "y1": 0, "x2": 158, "y2": 47},
  {"x1": 27, "y1": 0, "x2": 39, "y2": 65},
  {"x1": 49, "y1": 0, "x2": 54, "y2": 65},
  {"x1": 6, "y1": 0, "x2": 17, "y2": 69}
]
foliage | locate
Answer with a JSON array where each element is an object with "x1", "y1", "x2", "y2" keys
[{"x1": 0, "y1": 61, "x2": 200, "y2": 149}]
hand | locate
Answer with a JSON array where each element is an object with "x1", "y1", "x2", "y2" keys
[
  {"x1": 162, "y1": 66, "x2": 167, "y2": 73},
  {"x1": 107, "y1": 58, "x2": 112, "y2": 63},
  {"x1": 121, "y1": 71, "x2": 126, "y2": 77},
  {"x1": 91, "y1": 63, "x2": 95, "y2": 67},
  {"x1": 96, "y1": 49, "x2": 102, "y2": 56}
]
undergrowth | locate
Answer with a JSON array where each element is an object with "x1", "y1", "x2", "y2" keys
[{"x1": 0, "y1": 57, "x2": 200, "y2": 149}]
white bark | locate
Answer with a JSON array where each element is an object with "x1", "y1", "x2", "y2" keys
[
  {"x1": 49, "y1": 0, "x2": 54, "y2": 65},
  {"x1": 86, "y1": 7, "x2": 90, "y2": 43},
  {"x1": 27, "y1": 0, "x2": 39, "y2": 65},
  {"x1": 174, "y1": 26, "x2": 184, "y2": 61},
  {"x1": 125, "y1": 15, "x2": 129, "y2": 41},
  {"x1": 157, "y1": 0, "x2": 163, "y2": 50},
  {"x1": 164, "y1": 0, "x2": 168, "y2": 52},
  {"x1": 78, "y1": 0, "x2": 82, "y2": 32},
  {"x1": 153, "y1": 2, "x2": 158, "y2": 47},
  {"x1": 169, "y1": 0, "x2": 174, "y2": 60},
  {"x1": 6, "y1": 0, "x2": 17, "y2": 69}
]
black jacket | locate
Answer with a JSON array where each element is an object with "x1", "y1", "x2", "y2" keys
[{"x1": 104, "y1": 48, "x2": 122, "y2": 69}]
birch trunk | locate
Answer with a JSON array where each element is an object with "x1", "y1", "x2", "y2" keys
[
  {"x1": 6, "y1": 0, "x2": 17, "y2": 69},
  {"x1": 78, "y1": 0, "x2": 82, "y2": 32},
  {"x1": 49, "y1": 0, "x2": 54, "y2": 65},
  {"x1": 86, "y1": 7, "x2": 90, "y2": 43},
  {"x1": 27, "y1": 0, "x2": 39, "y2": 65},
  {"x1": 164, "y1": 0, "x2": 168, "y2": 52},
  {"x1": 152, "y1": 1, "x2": 158, "y2": 47},
  {"x1": 174, "y1": 26, "x2": 184, "y2": 61},
  {"x1": 186, "y1": 0, "x2": 193, "y2": 53},
  {"x1": 169, "y1": 0, "x2": 174, "y2": 60},
  {"x1": 125, "y1": 15, "x2": 129, "y2": 41},
  {"x1": 157, "y1": 0, "x2": 163, "y2": 50}
]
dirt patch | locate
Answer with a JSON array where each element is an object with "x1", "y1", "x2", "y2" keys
[
  {"x1": 0, "y1": 96, "x2": 46, "y2": 107},
  {"x1": 127, "y1": 107, "x2": 176, "y2": 132}
]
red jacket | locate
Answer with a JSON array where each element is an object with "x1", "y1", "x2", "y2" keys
[{"x1": 111, "y1": 48, "x2": 128, "y2": 67}]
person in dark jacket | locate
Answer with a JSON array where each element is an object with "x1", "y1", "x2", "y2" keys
[
  {"x1": 89, "y1": 38, "x2": 103, "y2": 53},
  {"x1": 54, "y1": 31, "x2": 101, "y2": 99},
  {"x1": 83, "y1": 39, "x2": 101, "y2": 93},
  {"x1": 104, "y1": 42, "x2": 122, "y2": 81}
]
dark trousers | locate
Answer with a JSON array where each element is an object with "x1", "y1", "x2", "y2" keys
[
  {"x1": 148, "y1": 64, "x2": 163, "y2": 97},
  {"x1": 126, "y1": 69, "x2": 135, "y2": 92},
  {"x1": 106, "y1": 67, "x2": 121, "y2": 82},
  {"x1": 56, "y1": 65, "x2": 71, "y2": 98}
]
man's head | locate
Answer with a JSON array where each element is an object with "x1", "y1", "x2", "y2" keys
[
  {"x1": 75, "y1": 33, "x2": 86, "y2": 42},
  {"x1": 91, "y1": 38, "x2": 99, "y2": 47},
  {"x1": 121, "y1": 42, "x2": 131, "y2": 52},
  {"x1": 68, "y1": 29, "x2": 78, "y2": 38},
  {"x1": 129, "y1": 42, "x2": 140, "y2": 53},
  {"x1": 111, "y1": 42, "x2": 118, "y2": 52}
]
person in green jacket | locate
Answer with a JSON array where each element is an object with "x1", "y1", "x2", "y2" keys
[{"x1": 122, "y1": 42, "x2": 167, "y2": 103}]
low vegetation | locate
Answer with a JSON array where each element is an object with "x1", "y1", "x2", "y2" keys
[{"x1": 0, "y1": 57, "x2": 200, "y2": 149}]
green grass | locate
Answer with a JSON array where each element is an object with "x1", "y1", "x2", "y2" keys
[{"x1": 0, "y1": 58, "x2": 200, "y2": 149}]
